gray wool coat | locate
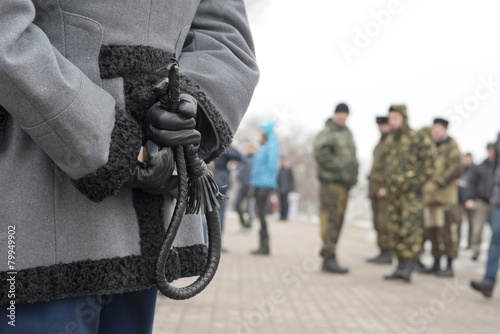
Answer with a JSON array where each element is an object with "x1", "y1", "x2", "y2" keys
[{"x1": 0, "y1": 0, "x2": 259, "y2": 305}]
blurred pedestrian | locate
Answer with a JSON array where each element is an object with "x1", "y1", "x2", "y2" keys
[
  {"x1": 314, "y1": 103, "x2": 359, "y2": 274},
  {"x1": 214, "y1": 145, "x2": 242, "y2": 249},
  {"x1": 464, "y1": 143, "x2": 496, "y2": 260},
  {"x1": 234, "y1": 143, "x2": 257, "y2": 230},
  {"x1": 457, "y1": 153, "x2": 476, "y2": 249},
  {"x1": 367, "y1": 116, "x2": 392, "y2": 264},
  {"x1": 420, "y1": 118, "x2": 463, "y2": 277},
  {"x1": 278, "y1": 156, "x2": 295, "y2": 221},
  {"x1": 249, "y1": 120, "x2": 280, "y2": 255},
  {"x1": 471, "y1": 132, "x2": 500, "y2": 298},
  {"x1": 382, "y1": 105, "x2": 435, "y2": 282}
]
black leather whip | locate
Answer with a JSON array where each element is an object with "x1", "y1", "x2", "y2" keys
[{"x1": 154, "y1": 59, "x2": 223, "y2": 300}]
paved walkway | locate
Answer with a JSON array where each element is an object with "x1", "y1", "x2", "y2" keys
[{"x1": 153, "y1": 212, "x2": 499, "y2": 334}]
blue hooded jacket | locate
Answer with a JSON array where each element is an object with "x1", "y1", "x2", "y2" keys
[{"x1": 250, "y1": 120, "x2": 280, "y2": 189}]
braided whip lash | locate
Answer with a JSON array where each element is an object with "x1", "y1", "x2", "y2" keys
[{"x1": 154, "y1": 59, "x2": 224, "y2": 300}]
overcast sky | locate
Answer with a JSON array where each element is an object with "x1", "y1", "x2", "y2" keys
[{"x1": 243, "y1": 0, "x2": 500, "y2": 165}]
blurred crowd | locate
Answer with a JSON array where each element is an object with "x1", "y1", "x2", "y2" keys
[
  {"x1": 312, "y1": 102, "x2": 500, "y2": 300},
  {"x1": 213, "y1": 103, "x2": 499, "y2": 300}
]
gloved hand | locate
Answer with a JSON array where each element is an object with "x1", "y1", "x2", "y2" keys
[
  {"x1": 147, "y1": 93, "x2": 201, "y2": 147},
  {"x1": 124, "y1": 141, "x2": 176, "y2": 195}
]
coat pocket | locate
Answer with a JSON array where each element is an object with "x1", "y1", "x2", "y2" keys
[{"x1": 62, "y1": 12, "x2": 103, "y2": 87}]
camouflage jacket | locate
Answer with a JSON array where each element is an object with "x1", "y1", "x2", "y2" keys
[
  {"x1": 368, "y1": 133, "x2": 389, "y2": 197},
  {"x1": 423, "y1": 137, "x2": 463, "y2": 204},
  {"x1": 383, "y1": 106, "x2": 435, "y2": 195},
  {"x1": 314, "y1": 118, "x2": 359, "y2": 188}
]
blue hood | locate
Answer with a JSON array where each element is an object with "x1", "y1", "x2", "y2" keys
[{"x1": 259, "y1": 120, "x2": 275, "y2": 136}]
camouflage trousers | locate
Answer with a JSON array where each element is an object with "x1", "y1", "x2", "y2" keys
[
  {"x1": 371, "y1": 197, "x2": 391, "y2": 251},
  {"x1": 387, "y1": 192, "x2": 424, "y2": 261},
  {"x1": 319, "y1": 182, "x2": 348, "y2": 257},
  {"x1": 424, "y1": 204, "x2": 462, "y2": 259}
]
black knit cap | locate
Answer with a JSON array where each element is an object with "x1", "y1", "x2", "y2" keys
[
  {"x1": 334, "y1": 103, "x2": 349, "y2": 114},
  {"x1": 433, "y1": 118, "x2": 449, "y2": 128},
  {"x1": 376, "y1": 116, "x2": 388, "y2": 124}
]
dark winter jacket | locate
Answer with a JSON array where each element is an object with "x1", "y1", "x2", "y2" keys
[
  {"x1": 214, "y1": 146, "x2": 242, "y2": 189},
  {"x1": 458, "y1": 165, "x2": 475, "y2": 204},
  {"x1": 236, "y1": 154, "x2": 254, "y2": 187},
  {"x1": 0, "y1": 0, "x2": 258, "y2": 305},
  {"x1": 278, "y1": 166, "x2": 295, "y2": 195},
  {"x1": 465, "y1": 159, "x2": 494, "y2": 203},
  {"x1": 490, "y1": 133, "x2": 500, "y2": 206}
]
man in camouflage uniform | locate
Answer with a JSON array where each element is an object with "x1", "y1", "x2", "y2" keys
[
  {"x1": 367, "y1": 116, "x2": 392, "y2": 264},
  {"x1": 314, "y1": 103, "x2": 359, "y2": 274},
  {"x1": 381, "y1": 105, "x2": 435, "y2": 282},
  {"x1": 421, "y1": 118, "x2": 463, "y2": 277}
]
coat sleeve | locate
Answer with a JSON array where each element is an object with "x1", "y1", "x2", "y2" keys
[
  {"x1": 0, "y1": 0, "x2": 142, "y2": 202},
  {"x1": 413, "y1": 134, "x2": 436, "y2": 188},
  {"x1": 434, "y1": 142, "x2": 463, "y2": 188},
  {"x1": 178, "y1": 0, "x2": 259, "y2": 161},
  {"x1": 464, "y1": 166, "x2": 478, "y2": 201},
  {"x1": 314, "y1": 132, "x2": 340, "y2": 171}
]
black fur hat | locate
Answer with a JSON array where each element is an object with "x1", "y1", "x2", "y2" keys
[
  {"x1": 334, "y1": 103, "x2": 349, "y2": 113},
  {"x1": 433, "y1": 118, "x2": 449, "y2": 128}
]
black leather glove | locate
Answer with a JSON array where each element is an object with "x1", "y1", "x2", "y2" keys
[
  {"x1": 147, "y1": 93, "x2": 201, "y2": 147},
  {"x1": 124, "y1": 141, "x2": 176, "y2": 195}
]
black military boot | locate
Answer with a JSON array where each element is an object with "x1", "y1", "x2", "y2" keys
[
  {"x1": 366, "y1": 250, "x2": 392, "y2": 264},
  {"x1": 322, "y1": 255, "x2": 349, "y2": 274},
  {"x1": 436, "y1": 257, "x2": 454, "y2": 277},
  {"x1": 398, "y1": 260, "x2": 414, "y2": 282},
  {"x1": 384, "y1": 260, "x2": 404, "y2": 280},
  {"x1": 384, "y1": 260, "x2": 413, "y2": 282},
  {"x1": 470, "y1": 279, "x2": 494, "y2": 298},
  {"x1": 251, "y1": 235, "x2": 270, "y2": 255},
  {"x1": 416, "y1": 257, "x2": 440, "y2": 274}
]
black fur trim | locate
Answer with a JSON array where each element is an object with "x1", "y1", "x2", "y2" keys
[
  {"x1": 74, "y1": 109, "x2": 142, "y2": 202},
  {"x1": 98, "y1": 45, "x2": 232, "y2": 161},
  {"x1": 180, "y1": 75, "x2": 233, "y2": 162},
  {"x1": 99, "y1": 45, "x2": 173, "y2": 134},
  {"x1": 0, "y1": 104, "x2": 8, "y2": 145},
  {"x1": 99, "y1": 45, "x2": 174, "y2": 79},
  {"x1": 0, "y1": 244, "x2": 207, "y2": 305},
  {"x1": 0, "y1": 188, "x2": 207, "y2": 305}
]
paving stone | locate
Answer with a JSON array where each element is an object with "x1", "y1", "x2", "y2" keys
[{"x1": 153, "y1": 213, "x2": 500, "y2": 334}]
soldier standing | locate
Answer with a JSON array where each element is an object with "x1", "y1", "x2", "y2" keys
[
  {"x1": 314, "y1": 103, "x2": 359, "y2": 274},
  {"x1": 367, "y1": 116, "x2": 392, "y2": 264},
  {"x1": 421, "y1": 118, "x2": 463, "y2": 277},
  {"x1": 381, "y1": 105, "x2": 435, "y2": 282}
]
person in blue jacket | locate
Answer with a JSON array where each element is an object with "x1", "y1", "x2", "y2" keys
[{"x1": 249, "y1": 120, "x2": 280, "y2": 255}]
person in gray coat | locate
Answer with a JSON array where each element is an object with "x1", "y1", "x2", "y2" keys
[{"x1": 0, "y1": 1, "x2": 259, "y2": 333}]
